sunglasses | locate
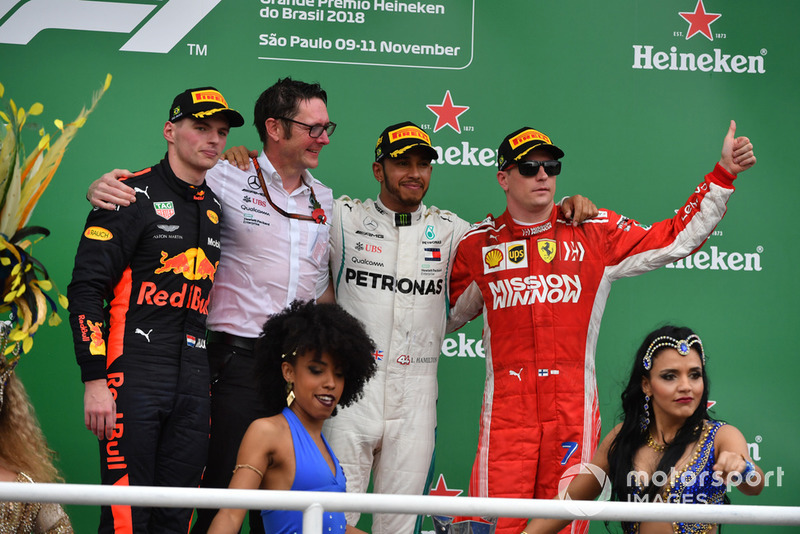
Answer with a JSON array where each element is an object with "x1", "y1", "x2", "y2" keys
[
  {"x1": 510, "y1": 160, "x2": 562, "y2": 177},
  {"x1": 277, "y1": 117, "x2": 337, "y2": 138}
]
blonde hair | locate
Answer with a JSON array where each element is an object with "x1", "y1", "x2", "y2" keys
[{"x1": 0, "y1": 373, "x2": 62, "y2": 483}]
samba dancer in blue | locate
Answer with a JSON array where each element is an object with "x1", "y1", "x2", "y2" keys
[
  {"x1": 522, "y1": 325, "x2": 763, "y2": 534},
  {"x1": 207, "y1": 301, "x2": 376, "y2": 534}
]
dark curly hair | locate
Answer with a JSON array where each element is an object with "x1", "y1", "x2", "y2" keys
[
  {"x1": 253, "y1": 77, "x2": 328, "y2": 146},
  {"x1": 254, "y1": 300, "x2": 376, "y2": 417},
  {"x1": 607, "y1": 325, "x2": 711, "y2": 528}
]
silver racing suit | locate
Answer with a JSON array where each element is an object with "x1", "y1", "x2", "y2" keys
[{"x1": 323, "y1": 196, "x2": 471, "y2": 534}]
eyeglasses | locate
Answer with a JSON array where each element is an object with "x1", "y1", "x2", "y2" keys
[
  {"x1": 277, "y1": 117, "x2": 337, "y2": 138},
  {"x1": 509, "y1": 160, "x2": 562, "y2": 177}
]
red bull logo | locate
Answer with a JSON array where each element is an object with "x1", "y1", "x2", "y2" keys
[
  {"x1": 106, "y1": 372, "x2": 127, "y2": 470},
  {"x1": 136, "y1": 282, "x2": 211, "y2": 314},
  {"x1": 154, "y1": 248, "x2": 218, "y2": 282}
]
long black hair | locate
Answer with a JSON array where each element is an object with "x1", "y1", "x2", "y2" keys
[
  {"x1": 254, "y1": 300, "x2": 376, "y2": 416},
  {"x1": 607, "y1": 325, "x2": 711, "y2": 516}
]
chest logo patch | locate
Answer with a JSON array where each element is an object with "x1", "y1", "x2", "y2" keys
[
  {"x1": 508, "y1": 244, "x2": 526, "y2": 264},
  {"x1": 84, "y1": 226, "x2": 113, "y2": 241},
  {"x1": 153, "y1": 201, "x2": 175, "y2": 220},
  {"x1": 538, "y1": 239, "x2": 557, "y2": 263},
  {"x1": 482, "y1": 240, "x2": 528, "y2": 274},
  {"x1": 484, "y1": 247, "x2": 504, "y2": 270}
]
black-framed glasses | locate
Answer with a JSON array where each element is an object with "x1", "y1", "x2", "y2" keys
[
  {"x1": 513, "y1": 160, "x2": 562, "y2": 177},
  {"x1": 277, "y1": 117, "x2": 337, "y2": 138}
]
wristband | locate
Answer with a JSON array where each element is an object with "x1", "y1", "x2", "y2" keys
[{"x1": 741, "y1": 459, "x2": 755, "y2": 478}]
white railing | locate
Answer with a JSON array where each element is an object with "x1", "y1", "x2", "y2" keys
[{"x1": 1, "y1": 483, "x2": 799, "y2": 533}]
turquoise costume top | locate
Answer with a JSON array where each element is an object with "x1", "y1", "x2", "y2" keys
[
  {"x1": 625, "y1": 420, "x2": 727, "y2": 534},
  {"x1": 261, "y1": 408, "x2": 347, "y2": 534}
]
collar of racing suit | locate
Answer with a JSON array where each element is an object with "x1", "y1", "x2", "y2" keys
[
  {"x1": 157, "y1": 155, "x2": 211, "y2": 202},
  {"x1": 373, "y1": 196, "x2": 424, "y2": 227},
  {"x1": 501, "y1": 205, "x2": 560, "y2": 239}
]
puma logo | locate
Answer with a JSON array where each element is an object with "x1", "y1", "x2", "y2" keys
[
  {"x1": 135, "y1": 328, "x2": 153, "y2": 342},
  {"x1": 134, "y1": 186, "x2": 150, "y2": 199},
  {"x1": 509, "y1": 368, "x2": 523, "y2": 381}
]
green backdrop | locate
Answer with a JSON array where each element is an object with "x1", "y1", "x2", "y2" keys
[{"x1": 1, "y1": 0, "x2": 797, "y2": 531}]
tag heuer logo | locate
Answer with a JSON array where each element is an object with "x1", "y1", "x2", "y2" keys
[{"x1": 154, "y1": 201, "x2": 175, "y2": 220}]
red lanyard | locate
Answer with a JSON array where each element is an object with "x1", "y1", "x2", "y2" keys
[{"x1": 251, "y1": 157, "x2": 326, "y2": 224}]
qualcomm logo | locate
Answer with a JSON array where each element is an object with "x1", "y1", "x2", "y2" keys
[{"x1": 0, "y1": 0, "x2": 220, "y2": 53}]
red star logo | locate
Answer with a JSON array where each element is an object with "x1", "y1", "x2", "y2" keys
[
  {"x1": 426, "y1": 90, "x2": 469, "y2": 134},
  {"x1": 429, "y1": 474, "x2": 463, "y2": 497},
  {"x1": 679, "y1": 0, "x2": 721, "y2": 41}
]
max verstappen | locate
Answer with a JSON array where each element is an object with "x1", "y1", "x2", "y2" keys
[
  {"x1": 448, "y1": 122, "x2": 756, "y2": 534},
  {"x1": 68, "y1": 87, "x2": 243, "y2": 533}
]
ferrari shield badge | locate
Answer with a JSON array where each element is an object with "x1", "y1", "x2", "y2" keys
[{"x1": 537, "y1": 239, "x2": 557, "y2": 263}]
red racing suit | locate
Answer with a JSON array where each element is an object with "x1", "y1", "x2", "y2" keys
[
  {"x1": 68, "y1": 158, "x2": 221, "y2": 533},
  {"x1": 448, "y1": 164, "x2": 736, "y2": 534}
]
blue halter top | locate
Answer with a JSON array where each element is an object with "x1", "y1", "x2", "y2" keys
[{"x1": 260, "y1": 408, "x2": 348, "y2": 534}]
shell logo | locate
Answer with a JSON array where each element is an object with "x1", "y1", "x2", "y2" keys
[{"x1": 484, "y1": 248, "x2": 504, "y2": 269}]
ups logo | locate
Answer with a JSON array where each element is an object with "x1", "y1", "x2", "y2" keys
[{"x1": 508, "y1": 244, "x2": 526, "y2": 264}]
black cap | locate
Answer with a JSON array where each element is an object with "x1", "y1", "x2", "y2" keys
[
  {"x1": 375, "y1": 121, "x2": 438, "y2": 162},
  {"x1": 169, "y1": 87, "x2": 244, "y2": 127},
  {"x1": 497, "y1": 127, "x2": 564, "y2": 170}
]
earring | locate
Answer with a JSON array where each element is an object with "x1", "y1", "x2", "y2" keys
[
  {"x1": 286, "y1": 381, "x2": 295, "y2": 407},
  {"x1": 640, "y1": 395, "x2": 651, "y2": 432}
]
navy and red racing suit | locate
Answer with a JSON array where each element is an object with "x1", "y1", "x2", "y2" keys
[
  {"x1": 68, "y1": 157, "x2": 221, "y2": 533},
  {"x1": 448, "y1": 164, "x2": 736, "y2": 534}
]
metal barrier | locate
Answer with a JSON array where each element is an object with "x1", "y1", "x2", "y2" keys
[{"x1": 1, "y1": 482, "x2": 799, "y2": 533}]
